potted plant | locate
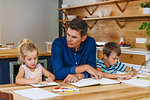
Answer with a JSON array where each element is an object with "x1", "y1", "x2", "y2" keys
[
  {"x1": 139, "y1": 22, "x2": 150, "y2": 50},
  {"x1": 141, "y1": 2, "x2": 150, "y2": 14}
]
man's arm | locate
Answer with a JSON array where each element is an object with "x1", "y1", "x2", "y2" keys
[
  {"x1": 51, "y1": 38, "x2": 77, "y2": 80},
  {"x1": 75, "y1": 39, "x2": 102, "y2": 79}
]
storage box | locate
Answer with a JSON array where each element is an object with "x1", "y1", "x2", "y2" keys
[{"x1": 45, "y1": 42, "x2": 52, "y2": 52}]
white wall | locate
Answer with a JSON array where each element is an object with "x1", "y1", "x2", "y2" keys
[
  {"x1": 63, "y1": 0, "x2": 96, "y2": 6},
  {"x1": 0, "y1": 0, "x2": 58, "y2": 50},
  {"x1": 48, "y1": 0, "x2": 59, "y2": 42}
]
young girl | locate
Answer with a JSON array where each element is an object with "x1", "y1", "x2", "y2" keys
[{"x1": 16, "y1": 39, "x2": 55, "y2": 85}]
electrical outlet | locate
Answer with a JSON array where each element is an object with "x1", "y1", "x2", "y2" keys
[{"x1": 136, "y1": 38, "x2": 146, "y2": 43}]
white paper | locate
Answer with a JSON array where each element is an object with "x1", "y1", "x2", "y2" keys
[
  {"x1": 30, "y1": 82, "x2": 59, "y2": 88},
  {"x1": 14, "y1": 88, "x2": 60, "y2": 99},
  {"x1": 68, "y1": 78, "x2": 120, "y2": 87},
  {"x1": 121, "y1": 79, "x2": 150, "y2": 87}
]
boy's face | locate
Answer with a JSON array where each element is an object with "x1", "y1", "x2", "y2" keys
[{"x1": 104, "y1": 51, "x2": 119, "y2": 66}]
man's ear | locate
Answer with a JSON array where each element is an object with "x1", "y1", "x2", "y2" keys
[{"x1": 81, "y1": 35, "x2": 87, "y2": 42}]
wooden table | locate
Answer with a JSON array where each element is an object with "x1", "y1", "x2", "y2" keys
[{"x1": 1, "y1": 81, "x2": 150, "y2": 100}]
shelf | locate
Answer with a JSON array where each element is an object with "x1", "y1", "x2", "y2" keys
[
  {"x1": 57, "y1": 0, "x2": 138, "y2": 11},
  {"x1": 58, "y1": 15, "x2": 150, "y2": 22},
  {"x1": 57, "y1": 15, "x2": 150, "y2": 29},
  {"x1": 57, "y1": 0, "x2": 139, "y2": 17}
]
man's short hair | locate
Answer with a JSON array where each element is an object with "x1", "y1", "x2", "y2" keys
[
  {"x1": 68, "y1": 18, "x2": 88, "y2": 37},
  {"x1": 103, "y1": 42, "x2": 121, "y2": 57}
]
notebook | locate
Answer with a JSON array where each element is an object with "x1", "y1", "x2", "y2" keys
[
  {"x1": 14, "y1": 88, "x2": 60, "y2": 99},
  {"x1": 30, "y1": 82, "x2": 59, "y2": 88},
  {"x1": 68, "y1": 78, "x2": 120, "y2": 87}
]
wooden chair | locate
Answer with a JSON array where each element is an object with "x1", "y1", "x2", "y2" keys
[{"x1": 0, "y1": 91, "x2": 13, "y2": 100}]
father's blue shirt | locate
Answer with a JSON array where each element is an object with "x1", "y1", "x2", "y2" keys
[{"x1": 51, "y1": 35, "x2": 96, "y2": 80}]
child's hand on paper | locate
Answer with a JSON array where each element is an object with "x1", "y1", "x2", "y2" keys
[
  {"x1": 34, "y1": 76, "x2": 42, "y2": 83},
  {"x1": 129, "y1": 71, "x2": 134, "y2": 77},
  {"x1": 119, "y1": 74, "x2": 132, "y2": 80},
  {"x1": 46, "y1": 77, "x2": 54, "y2": 82}
]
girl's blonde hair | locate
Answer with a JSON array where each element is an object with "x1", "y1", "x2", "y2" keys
[{"x1": 18, "y1": 39, "x2": 39, "y2": 64}]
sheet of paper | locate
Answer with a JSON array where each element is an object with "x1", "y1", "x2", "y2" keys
[
  {"x1": 120, "y1": 79, "x2": 150, "y2": 87},
  {"x1": 14, "y1": 88, "x2": 60, "y2": 99},
  {"x1": 68, "y1": 78, "x2": 120, "y2": 87},
  {"x1": 30, "y1": 82, "x2": 59, "y2": 88}
]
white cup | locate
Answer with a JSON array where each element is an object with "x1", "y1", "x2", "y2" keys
[
  {"x1": 95, "y1": 0, "x2": 104, "y2": 2},
  {"x1": 61, "y1": 4, "x2": 69, "y2": 8},
  {"x1": 99, "y1": 10, "x2": 104, "y2": 17}
]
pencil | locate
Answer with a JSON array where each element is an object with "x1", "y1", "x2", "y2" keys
[
  {"x1": 35, "y1": 69, "x2": 42, "y2": 84},
  {"x1": 127, "y1": 66, "x2": 133, "y2": 73},
  {"x1": 35, "y1": 69, "x2": 39, "y2": 76}
]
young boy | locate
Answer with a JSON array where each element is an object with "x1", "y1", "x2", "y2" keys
[{"x1": 96, "y1": 42, "x2": 137, "y2": 80}]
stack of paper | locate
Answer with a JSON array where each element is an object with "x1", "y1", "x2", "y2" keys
[
  {"x1": 14, "y1": 88, "x2": 60, "y2": 99},
  {"x1": 68, "y1": 78, "x2": 120, "y2": 87}
]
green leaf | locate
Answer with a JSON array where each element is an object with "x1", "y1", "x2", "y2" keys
[
  {"x1": 141, "y1": 3, "x2": 144, "y2": 8},
  {"x1": 139, "y1": 22, "x2": 148, "y2": 30},
  {"x1": 147, "y1": 27, "x2": 150, "y2": 37},
  {"x1": 141, "y1": 2, "x2": 150, "y2": 8},
  {"x1": 148, "y1": 22, "x2": 150, "y2": 27},
  {"x1": 147, "y1": 27, "x2": 150, "y2": 36}
]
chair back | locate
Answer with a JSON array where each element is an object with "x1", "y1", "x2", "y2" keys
[{"x1": 0, "y1": 91, "x2": 13, "y2": 100}]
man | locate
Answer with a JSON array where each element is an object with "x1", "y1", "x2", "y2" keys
[{"x1": 51, "y1": 18, "x2": 102, "y2": 83}]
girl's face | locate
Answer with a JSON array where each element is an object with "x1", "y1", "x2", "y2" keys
[
  {"x1": 23, "y1": 50, "x2": 38, "y2": 69},
  {"x1": 104, "y1": 51, "x2": 119, "y2": 66}
]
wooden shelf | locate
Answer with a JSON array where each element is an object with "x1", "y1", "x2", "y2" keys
[
  {"x1": 57, "y1": 15, "x2": 150, "y2": 22},
  {"x1": 57, "y1": 0, "x2": 138, "y2": 11},
  {"x1": 57, "y1": 15, "x2": 150, "y2": 29},
  {"x1": 57, "y1": 0, "x2": 139, "y2": 17}
]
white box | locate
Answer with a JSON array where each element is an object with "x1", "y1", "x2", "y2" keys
[
  {"x1": 45, "y1": 42, "x2": 52, "y2": 52},
  {"x1": 136, "y1": 38, "x2": 146, "y2": 43}
]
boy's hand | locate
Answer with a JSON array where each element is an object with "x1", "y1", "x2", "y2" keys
[
  {"x1": 129, "y1": 71, "x2": 134, "y2": 77},
  {"x1": 119, "y1": 74, "x2": 132, "y2": 80}
]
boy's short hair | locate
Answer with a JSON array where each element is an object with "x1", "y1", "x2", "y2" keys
[
  {"x1": 68, "y1": 18, "x2": 87, "y2": 37},
  {"x1": 103, "y1": 42, "x2": 121, "y2": 57}
]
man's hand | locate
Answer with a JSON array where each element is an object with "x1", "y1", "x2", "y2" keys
[
  {"x1": 91, "y1": 71, "x2": 103, "y2": 79},
  {"x1": 86, "y1": 66, "x2": 102, "y2": 80},
  {"x1": 63, "y1": 74, "x2": 79, "y2": 83}
]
